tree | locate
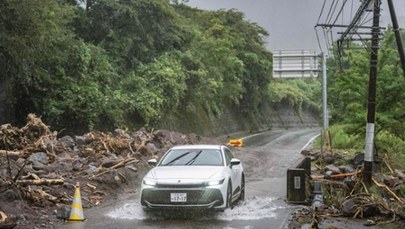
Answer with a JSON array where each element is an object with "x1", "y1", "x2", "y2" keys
[
  {"x1": 0, "y1": 0, "x2": 280, "y2": 134},
  {"x1": 327, "y1": 28, "x2": 405, "y2": 153}
]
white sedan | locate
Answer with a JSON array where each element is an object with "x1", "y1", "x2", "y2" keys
[{"x1": 140, "y1": 144, "x2": 245, "y2": 211}]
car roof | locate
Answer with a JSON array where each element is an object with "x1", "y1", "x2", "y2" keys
[{"x1": 170, "y1": 144, "x2": 224, "y2": 150}]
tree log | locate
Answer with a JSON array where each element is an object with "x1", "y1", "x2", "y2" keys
[
  {"x1": 90, "y1": 157, "x2": 138, "y2": 178},
  {"x1": 0, "y1": 150, "x2": 20, "y2": 159},
  {"x1": 16, "y1": 178, "x2": 64, "y2": 186},
  {"x1": 86, "y1": 183, "x2": 97, "y2": 190},
  {"x1": 36, "y1": 189, "x2": 58, "y2": 202}
]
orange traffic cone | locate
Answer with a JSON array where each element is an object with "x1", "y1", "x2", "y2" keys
[{"x1": 67, "y1": 182, "x2": 85, "y2": 222}]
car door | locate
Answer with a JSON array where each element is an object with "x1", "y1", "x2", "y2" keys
[{"x1": 224, "y1": 148, "x2": 241, "y2": 196}]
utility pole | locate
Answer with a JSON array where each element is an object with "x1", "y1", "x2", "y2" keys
[
  {"x1": 387, "y1": 0, "x2": 405, "y2": 78},
  {"x1": 364, "y1": 0, "x2": 381, "y2": 186},
  {"x1": 321, "y1": 52, "x2": 329, "y2": 155},
  {"x1": 322, "y1": 52, "x2": 328, "y2": 130}
]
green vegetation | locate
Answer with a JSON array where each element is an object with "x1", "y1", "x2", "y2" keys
[
  {"x1": 0, "y1": 0, "x2": 275, "y2": 133},
  {"x1": 323, "y1": 124, "x2": 362, "y2": 149},
  {"x1": 1, "y1": 0, "x2": 321, "y2": 134},
  {"x1": 268, "y1": 77, "x2": 321, "y2": 114},
  {"x1": 327, "y1": 27, "x2": 405, "y2": 169}
]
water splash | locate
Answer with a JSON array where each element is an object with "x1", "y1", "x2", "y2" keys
[
  {"x1": 106, "y1": 196, "x2": 284, "y2": 221},
  {"x1": 215, "y1": 197, "x2": 285, "y2": 221},
  {"x1": 105, "y1": 201, "x2": 147, "y2": 220}
]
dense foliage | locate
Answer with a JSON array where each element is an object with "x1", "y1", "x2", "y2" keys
[
  {"x1": 0, "y1": 0, "x2": 276, "y2": 133},
  {"x1": 327, "y1": 28, "x2": 405, "y2": 167},
  {"x1": 268, "y1": 78, "x2": 321, "y2": 114}
]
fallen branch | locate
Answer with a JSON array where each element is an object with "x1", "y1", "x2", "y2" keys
[
  {"x1": 383, "y1": 154, "x2": 394, "y2": 173},
  {"x1": 89, "y1": 157, "x2": 139, "y2": 179},
  {"x1": 128, "y1": 142, "x2": 135, "y2": 154},
  {"x1": 16, "y1": 178, "x2": 64, "y2": 186},
  {"x1": 377, "y1": 213, "x2": 396, "y2": 225},
  {"x1": 372, "y1": 177, "x2": 404, "y2": 204},
  {"x1": 117, "y1": 171, "x2": 127, "y2": 182},
  {"x1": 36, "y1": 189, "x2": 58, "y2": 203},
  {"x1": 34, "y1": 134, "x2": 57, "y2": 162},
  {"x1": 21, "y1": 173, "x2": 41, "y2": 180},
  {"x1": 12, "y1": 160, "x2": 29, "y2": 183},
  {"x1": 322, "y1": 179, "x2": 350, "y2": 191},
  {"x1": 312, "y1": 168, "x2": 363, "y2": 180},
  {"x1": 86, "y1": 183, "x2": 97, "y2": 190},
  {"x1": 0, "y1": 150, "x2": 20, "y2": 158}
]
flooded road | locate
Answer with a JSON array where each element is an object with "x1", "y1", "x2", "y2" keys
[{"x1": 60, "y1": 129, "x2": 320, "y2": 229}]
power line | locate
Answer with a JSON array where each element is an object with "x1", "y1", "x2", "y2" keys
[
  {"x1": 337, "y1": 0, "x2": 373, "y2": 45},
  {"x1": 327, "y1": 0, "x2": 339, "y2": 25},
  {"x1": 317, "y1": 0, "x2": 327, "y2": 24},
  {"x1": 325, "y1": 0, "x2": 337, "y2": 25},
  {"x1": 331, "y1": 0, "x2": 349, "y2": 27},
  {"x1": 314, "y1": 0, "x2": 385, "y2": 55}
]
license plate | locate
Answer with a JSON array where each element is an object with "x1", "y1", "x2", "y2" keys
[{"x1": 170, "y1": 193, "x2": 187, "y2": 202}]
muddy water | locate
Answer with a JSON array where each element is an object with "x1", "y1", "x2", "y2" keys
[
  {"x1": 59, "y1": 129, "x2": 320, "y2": 229},
  {"x1": 106, "y1": 196, "x2": 284, "y2": 221}
]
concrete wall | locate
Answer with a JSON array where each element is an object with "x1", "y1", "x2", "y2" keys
[{"x1": 158, "y1": 103, "x2": 320, "y2": 137}]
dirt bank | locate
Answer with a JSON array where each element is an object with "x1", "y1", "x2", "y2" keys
[{"x1": 0, "y1": 114, "x2": 222, "y2": 228}]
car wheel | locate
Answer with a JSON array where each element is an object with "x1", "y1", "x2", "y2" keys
[
  {"x1": 226, "y1": 181, "x2": 232, "y2": 209},
  {"x1": 239, "y1": 175, "x2": 245, "y2": 202}
]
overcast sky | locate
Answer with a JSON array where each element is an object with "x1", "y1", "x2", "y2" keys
[{"x1": 186, "y1": 0, "x2": 405, "y2": 53}]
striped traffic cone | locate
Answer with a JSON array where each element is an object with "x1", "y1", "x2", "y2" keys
[{"x1": 67, "y1": 182, "x2": 85, "y2": 222}]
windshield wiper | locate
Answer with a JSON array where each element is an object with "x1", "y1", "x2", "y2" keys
[
  {"x1": 185, "y1": 150, "x2": 203, "y2": 166},
  {"x1": 165, "y1": 152, "x2": 190, "y2": 166}
]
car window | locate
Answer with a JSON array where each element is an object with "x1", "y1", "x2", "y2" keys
[
  {"x1": 160, "y1": 149, "x2": 223, "y2": 166},
  {"x1": 224, "y1": 148, "x2": 233, "y2": 166}
]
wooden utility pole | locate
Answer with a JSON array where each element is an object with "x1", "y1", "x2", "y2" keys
[{"x1": 363, "y1": 0, "x2": 381, "y2": 186}]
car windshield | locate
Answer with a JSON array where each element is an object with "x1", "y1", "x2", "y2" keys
[{"x1": 160, "y1": 149, "x2": 223, "y2": 166}]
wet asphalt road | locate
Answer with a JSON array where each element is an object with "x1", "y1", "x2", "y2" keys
[{"x1": 59, "y1": 128, "x2": 320, "y2": 229}]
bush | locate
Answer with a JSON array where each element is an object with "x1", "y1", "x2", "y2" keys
[
  {"x1": 328, "y1": 125, "x2": 363, "y2": 150},
  {"x1": 375, "y1": 130, "x2": 405, "y2": 169}
]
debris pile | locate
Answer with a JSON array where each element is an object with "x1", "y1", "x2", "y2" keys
[
  {"x1": 0, "y1": 114, "x2": 212, "y2": 228},
  {"x1": 297, "y1": 149, "x2": 405, "y2": 228}
]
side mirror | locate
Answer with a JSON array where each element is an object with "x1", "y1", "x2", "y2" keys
[
  {"x1": 147, "y1": 159, "x2": 157, "y2": 166},
  {"x1": 230, "y1": 158, "x2": 241, "y2": 167}
]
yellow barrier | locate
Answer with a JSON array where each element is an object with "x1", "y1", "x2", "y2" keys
[{"x1": 229, "y1": 139, "x2": 244, "y2": 147}]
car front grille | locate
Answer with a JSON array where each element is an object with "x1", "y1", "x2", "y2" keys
[
  {"x1": 141, "y1": 189, "x2": 223, "y2": 207},
  {"x1": 155, "y1": 183, "x2": 206, "y2": 188}
]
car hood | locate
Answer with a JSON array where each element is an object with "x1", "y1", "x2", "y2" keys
[{"x1": 148, "y1": 166, "x2": 223, "y2": 180}]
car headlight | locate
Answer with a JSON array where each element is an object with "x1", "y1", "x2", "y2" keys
[
  {"x1": 143, "y1": 178, "x2": 157, "y2": 186},
  {"x1": 205, "y1": 178, "x2": 225, "y2": 186}
]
